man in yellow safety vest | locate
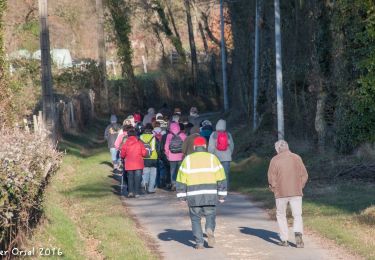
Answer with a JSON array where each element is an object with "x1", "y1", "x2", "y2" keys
[{"x1": 176, "y1": 136, "x2": 227, "y2": 249}]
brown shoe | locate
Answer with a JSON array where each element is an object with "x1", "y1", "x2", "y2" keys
[
  {"x1": 206, "y1": 229, "x2": 215, "y2": 248},
  {"x1": 194, "y1": 244, "x2": 204, "y2": 249},
  {"x1": 295, "y1": 232, "x2": 304, "y2": 248}
]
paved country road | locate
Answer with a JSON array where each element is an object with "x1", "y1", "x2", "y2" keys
[{"x1": 124, "y1": 190, "x2": 346, "y2": 260}]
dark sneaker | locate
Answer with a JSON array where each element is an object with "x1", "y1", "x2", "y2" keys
[
  {"x1": 171, "y1": 185, "x2": 176, "y2": 191},
  {"x1": 295, "y1": 232, "x2": 304, "y2": 248},
  {"x1": 206, "y1": 229, "x2": 215, "y2": 248},
  {"x1": 194, "y1": 244, "x2": 204, "y2": 250},
  {"x1": 278, "y1": 240, "x2": 289, "y2": 247}
]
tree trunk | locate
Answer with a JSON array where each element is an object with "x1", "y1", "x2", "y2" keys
[
  {"x1": 184, "y1": 0, "x2": 198, "y2": 96},
  {"x1": 152, "y1": 0, "x2": 186, "y2": 62},
  {"x1": 274, "y1": 0, "x2": 284, "y2": 140},
  {"x1": 164, "y1": 0, "x2": 180, "y2": 40},
  {"x1": 96, "y1": 0, "x2": 109, "y2": 114},
  {"x1": 38, "y1": 0, "x2": 56, "y2": 143},
  {"x1": 253, "y1": 0, "x2": 262, "y2": 131},
  {"x1": 220, "y1": 0, "x2": 229, "y2": 112},
  {"x1": 315, "y1": 90, "x2": 327, "y2": 152}
]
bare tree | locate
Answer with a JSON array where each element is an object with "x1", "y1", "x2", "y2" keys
[
  {"x1": 184, "y1": 0, "x2": 198, "y2": 95},
  {"x1": 151, "y1": 0, "x2": 186, "y2": 62}
]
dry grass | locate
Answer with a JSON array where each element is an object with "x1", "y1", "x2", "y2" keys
[{"x1": 358, "y1": 206, "x2": 375, "y2": 226}]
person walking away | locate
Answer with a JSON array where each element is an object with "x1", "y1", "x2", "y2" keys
[
  {"x1": 160, "y1": 122, "x2": 171, "y2": 187},
  {"x1": 188, "y1": 106, "x2": 199, "y2": 126},
  {"x1": 172, "y1": 113, "x2": 180, "y2": 123},
  {"x1": 181, "y1": 115, "x2": 194, "y2": 135},
  {"x1": 153, "y1": 126, "x2": 166, "y2": 187},
  {"x1": 173, "y1": 107, "x2": 182, "y2": 116},
  {"x1": 182, "y1": 125, "x2": 200, "y2": 156},
  {"x1": 104, "y1": 115, "x2": 121, "y2": 171},
  {"x1": 267, "y1": 140, "x2": 308, "y2": 248},
  {"x1": 140, "y1": 124, "x2": 158, "y2": 193},
  {"x1": 158, "y1": 103, "x2": 172, "y2": 118},
  {"x1": 114, "y1": 120, "x2": 133, "y2": 151},
  {"x1": 133, "y1": 112, "x2": 143, "y2": 136},
  {"x1": 143, "y1": 107, "x2": 155, "y2": 126},
  {"x1": 115, "y1": 124, "x2": 133, "y2": 192},
  {"x1": 164, "y1": 122, "x2": 186, "y2": 191},
  {"x1": 200, "y1": 120, "x2": 213, "y2": 142},
  {"x1": 176, "y1": 136, "x2": 227, "y2": 249},
  {"x1": 208, "y1": 119, "x2": 234, "y2": 188},
  {"x1": 120, "y1": 129, "x2": 147, "y2": 198}
]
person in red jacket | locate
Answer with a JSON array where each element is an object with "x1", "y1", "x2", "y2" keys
[{"x1": 120, "y1": 129, "x2": 147, "y2": 198}]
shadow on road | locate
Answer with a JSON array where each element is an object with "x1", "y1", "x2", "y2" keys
[
  {"x1": 158, "y1": 229, "x2": 195, "y2": 247},
  {"x1": 100, "y1": 161, "x2": 113, "y2": 168},
  {"x1": 239, "y1": 227, "x2": 281, "y2": 246}
]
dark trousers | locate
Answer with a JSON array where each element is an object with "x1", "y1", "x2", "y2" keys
[
  {"x1": 221, "y1": 161, "x2": 230, "y2": 190},
  {"x1": 127, "y1": 169, "x2": 142, "y2": 195},
  {"x1": 169, "y1": 161, "x2": 181, "y2": 186},
  {"x1": 156, "y1": 160, "x2": 167, "y2": 188},
  {"x1": 189, "y1": 206, "x2": 216, "y2": 246}
]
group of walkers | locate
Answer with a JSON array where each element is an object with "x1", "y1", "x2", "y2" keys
[
  {"x1": 104, "y1": 105, "x2": 234, "y2": 198},
  {"x1": 104, "y1": 105, "x2": 309, "y2": 250}
]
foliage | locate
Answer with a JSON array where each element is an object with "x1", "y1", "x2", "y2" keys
[
  {"x1": 150, "y1": 0, "x2": 186, "y2": 62},
  {"x1": 333, "y1": 0, "x2": 375, "y2": 153},
  {"x1": 54, "y1": 61, "x2": 100, "y2": 96},
  {"x1": 16, "y1": 18, "x2": 39, "y2": 51},
  {"x1": 0, "y1": 129, "x2": 62, "y2": 250},
  {"x1": 26, "y1": 124, "x2": 157, "y2": 259},
  {"x1": 8, "y1": 59, "x2": 41, "y2": 119},
  {"x1": 107, "y1": 0, "x2": 141, "y2": 106},
  {"x1": 0, "y1": 0, "x2": 11, "y2": 126}
]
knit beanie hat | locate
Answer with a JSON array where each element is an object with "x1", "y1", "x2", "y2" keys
[
  {"x1": 133, "y1": 113, "x2": 141, "y2": 123},
  {"x1": 126, "y1": 115, "x2": 135, "y2": 127},
  {"x1": 110, "y1": 114, "x2": 117, "y2": 123}
]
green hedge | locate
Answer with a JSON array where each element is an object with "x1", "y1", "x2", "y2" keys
[{"x1": 0, "y1": 129, "x2": 62, "y2": 251}]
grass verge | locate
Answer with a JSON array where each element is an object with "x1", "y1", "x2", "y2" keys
[
  {"x1": 26, "y1": 122, "x2": 157, "y2": 259},
  {"x1": 231, "y1": 154, "x2": 375, "y2": 260}
]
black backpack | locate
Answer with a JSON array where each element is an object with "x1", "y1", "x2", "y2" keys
[{"x1": 169, "y1": 132, "x2": 183, "y2": 154}]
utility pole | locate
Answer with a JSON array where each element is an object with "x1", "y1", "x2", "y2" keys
[
  {"x1": 274, "y1": 0, "x2": 284, "y2": 140},
  {"x1": 253, "y1": 0, "x2": 261, "y2": 131},
  {"x1": 38, "y1": 0, "x2": 56, "y2": 143},
  {"x1": 220, "y1": 0, "x2": 229, "y2": 112},
  {"x1": 96, "y1": 0, "x2": 109, "y2": 113}
]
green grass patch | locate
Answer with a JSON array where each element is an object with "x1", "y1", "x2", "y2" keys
[
  {"x1": 231, "y1": 154, "x2": 375, "y2": 259},
  {"x1": 26, "y1": 122, "x2": 157, "y2": 259}
]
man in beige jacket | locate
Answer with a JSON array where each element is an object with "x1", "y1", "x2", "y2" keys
[{"x1": 267, "y1": 140, "x2": 308, "y2": 248}]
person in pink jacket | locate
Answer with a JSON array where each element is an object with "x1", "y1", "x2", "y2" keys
[{"x1": 164, "y1": 122, "x2": 186, "y2": 191}]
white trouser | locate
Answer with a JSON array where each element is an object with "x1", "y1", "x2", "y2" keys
[
  {"x1": 275, "y1": 196, "x2": 303, "y2": 241},
  {"x1": 142, "y1": 167, "x2": 157, "y2": 192}
]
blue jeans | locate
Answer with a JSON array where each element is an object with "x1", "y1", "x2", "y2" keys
[
  {"x1": 221, "y1": 161, "x2": 230, "y2": 189},
  {"x1": 169, "y1": 161, "x2": 181, "y2": 186},
  {"x1": 142, "y1": 167, "x2": 157, "y2": 192},
  {"x1": 189, "y1": 206, "x2": 216, "y2": 246},
  {"x1": 127, "y1": 169, "x2": 142, "y2": 195},
  {"x1": 110, "y1": 148, "x2": 119, "y2": 166}
]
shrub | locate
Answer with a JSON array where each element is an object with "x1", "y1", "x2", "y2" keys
[
  {"x1": 358, "y1": 206, "x2": 375, "y2": 226},
  {"x1": 0, "y1": 128, "x2": 62, "y2": 251}
]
